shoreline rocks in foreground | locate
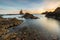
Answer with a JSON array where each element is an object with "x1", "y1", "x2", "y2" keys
[
  {"x1": 0, "y1": 16, "x2": 59, "y2": 40},
  {"x1": 0, "y1": 17, "x2": 23, "y2": 40},
  {"x1": 0, "y1": 18, "x2": 23, "y2": 29},
  {"x1": 22, "y1": 13, "x2": 38, "y2": 19},
  {"x1": 1, "y1": 26, "x2": 59, "y2": 40}
]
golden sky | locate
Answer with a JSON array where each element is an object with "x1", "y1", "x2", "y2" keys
[{"x1": 0, "y1": 0, "x2": 60, "y2": 14}]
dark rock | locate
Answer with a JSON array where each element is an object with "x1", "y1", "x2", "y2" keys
[
  {"x1": 2, "y1": 33, "x2": 17, "y2": 40},
  {"x1": 19, "y1": 10, "x2": 24, "y2": 15},
  {"x1": 22, "y1": 13, "x2": 38, "y2": 19},
  {"x1": 0, "y1": 18, "x2": 23, "y2": 29},
  {"x1": 45, "y1": 7, "x2": 60, "y2": 21},
  {"x1": 0, "y1": 17, "x2": 23, "y2": 40},
  {"x1": 42, "y1": 11, "x2": 49, "y2": 14}
]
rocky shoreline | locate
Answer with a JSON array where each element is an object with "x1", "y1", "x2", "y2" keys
[
  {"x1": 45, "y1": 7, "x2": 60, "y2": 21},
  {"x1": 0, "y1": 17, "x2": 23, "y2": 40},
  {"x1": 22, "y1": 13, "x2": 38, "y2": 19},
  {"x1": 1, "y1": 26, "x2": 58, "y2": 40},
  {"x1": 0, "y1": 14, "x2": 59, "y2": 40}
]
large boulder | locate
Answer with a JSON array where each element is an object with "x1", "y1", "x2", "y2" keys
[{"x1": 22, "y1": 13, "x2": 38, "y2": 19}]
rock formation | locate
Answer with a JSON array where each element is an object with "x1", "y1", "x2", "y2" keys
[
  {"x1": 0, "y1": 17, "x2": 23, "y2": 40},
  {"x1": 22, "y1": 13, "x2": 38, "y2": 19},
  {"x1": 45, "y1": 7, "x2": 60, "y2": 20},
  {"x1": 19, "y1": 10, "x2": 24, "y2": 15}
]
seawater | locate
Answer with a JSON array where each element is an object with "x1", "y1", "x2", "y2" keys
[{"x1": 2, "y1": 14, "x2": 60, "y2": 40}]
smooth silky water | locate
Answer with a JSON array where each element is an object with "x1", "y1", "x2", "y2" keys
[{"x1": 2, "y1": 14, "x2": 60, "y2": 40}]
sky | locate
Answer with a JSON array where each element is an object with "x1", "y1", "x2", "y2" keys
[{"x1": 0, "y1": 0, "x2": 60, "y2": 14}]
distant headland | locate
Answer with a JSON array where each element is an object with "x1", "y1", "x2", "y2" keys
[{"x1": 42, "y1": 7, "x2": 60, "y2": 21}]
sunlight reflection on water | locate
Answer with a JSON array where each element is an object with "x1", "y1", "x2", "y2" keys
[
  {"x1": 2, "y1": 14, "x2": 60, "y2": 37},
  {"x1": 37, "y1": 17, "x2": 60, "y2": 35}
]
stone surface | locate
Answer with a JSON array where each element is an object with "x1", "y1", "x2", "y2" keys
[
  {"x1": 22, "y1": 13, "x2": 38, "y2": 19},
  {"x1": 0, "y1": 17, "x2": 23, "y2": 40},
  {"x1": 45, "y1": 7, "x2": 60, "y2": 21}
]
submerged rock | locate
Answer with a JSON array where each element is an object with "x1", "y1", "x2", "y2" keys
[{"x1": 22, "y1": 13, "x2": 38, "y2": 19}]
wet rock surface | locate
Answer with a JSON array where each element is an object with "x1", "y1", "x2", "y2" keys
[
  {"x1": 1, "y1": 26, "x2": 58, "y2": 40},
  {"x1": 0, "y1": 16, "x2": 59, "y2": 40},
  {"x1": 0, "y1": 17, "x2": 23, "y2": 40},
  {"x1": 22, "y1": 13, "x2": 38, "y2": 19}
]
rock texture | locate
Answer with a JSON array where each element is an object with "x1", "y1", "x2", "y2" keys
[
  {"x1": 0, "y1": 17, "x2": 23, "y2": 40},
  {"x1": 45, "y1": 7, "x2": 60, "y2": 20},
  {"x1": 0, "y1": 17, "x2": 58, "y2": 40},
  {"x1": 22, "y1": 13, "x2": 38, "y2": 19},
  {"x1": 19, "y1": 10, "x2": 24, "y2": 15},
  {"x1": 1, "y1": 26, "x2": 58, "y2": 40}
]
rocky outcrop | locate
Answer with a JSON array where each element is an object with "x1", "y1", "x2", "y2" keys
[
  {"x1": 19, "y1": 10, "x2": 24, "y2": 15},
  {"x1": 42, "y1": 11, "x2": 49, "y2": 14},
  {"x1": 22, "y1": 13, "x2": 38, "y2": 19},
  {"x1": 0, "y1": 18, "x2": 23, "y2": 29},
  {"x1": 45, "y1": 7, "x2": 60, "y2": 20},
  {"x1": 0, "y1": 17, "x2": 23, "y2": 40}
]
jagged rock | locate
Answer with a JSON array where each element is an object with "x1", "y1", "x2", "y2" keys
[
  {"x1": 22, "y1": 13, "x2": 38, "y2": 19},
  {"x1": 45, "y1": 7, "x2": 60, "y2": 20},
  {"x1": 0, "y1": 17, "x2": 23, "y2": 40},
  {"x1": 42, "y1": 11, "x2": 49, "y2": 14},
  {"x1": 19, "y1": 10, "x2": 24, "y2": 15},
  {"x1": 54, "y1": 7, "x2": 60, "y2": 13},
  {"x1": 0, "y1": 18, "x2": 23, "y2": 29}
]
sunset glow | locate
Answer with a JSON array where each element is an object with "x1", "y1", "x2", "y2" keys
[{"x1": 0, "y1": 0, "x2": 60, "y2": 14}]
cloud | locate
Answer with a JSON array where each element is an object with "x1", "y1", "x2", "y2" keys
[
  {"x1": 44, "y1": 0, "x2": 60, "y2": 1},
  {"x1": 0, "y1": 8, "x2": 5, "y2": 10},
  {"x1": 0, "y1": 10, "x2": 19, "y2": 14},
  {"x1": 39, "y1": 0, "x2": 60, "y2": 11},
  {"x1": 0, "y1": 0, "x2": 60, "y2": 14}
]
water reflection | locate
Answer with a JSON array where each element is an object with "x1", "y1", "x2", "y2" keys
[
  {"x1": 37, "y1": 17, "x2": 60, "y2": 35},
  {"x1": 2, "y1": 14, "x2": 60, "y2": 38}
]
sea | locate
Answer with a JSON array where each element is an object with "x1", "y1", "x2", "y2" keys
[{"x1": 2, "y1": 14, "x2": 60, "y2": 40}]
